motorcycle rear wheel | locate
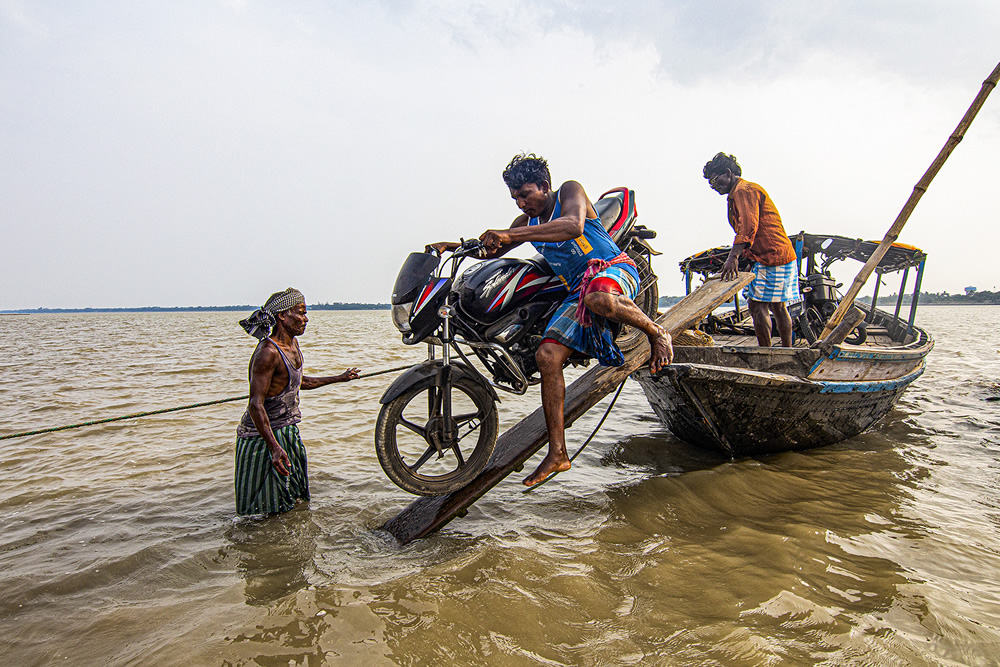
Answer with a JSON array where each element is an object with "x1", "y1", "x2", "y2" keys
[
  {"x1": 375, "y1": 375, "x2": 498, "y2": 496},
  {"x1": 615, "y1": 251, "x2": 660, "y2": 352}
]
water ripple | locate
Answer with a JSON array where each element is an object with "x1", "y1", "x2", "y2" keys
[{"x1": 2, "y1": 307, "x2": 1000, "y2": 664}]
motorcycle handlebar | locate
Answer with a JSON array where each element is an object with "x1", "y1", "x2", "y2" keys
[
  {"x1": 425, "y1": 238, "x2": 484, "y2": 259},
  {"x1": 449, "y1": 238, "x2": 484, "y2": 259}
]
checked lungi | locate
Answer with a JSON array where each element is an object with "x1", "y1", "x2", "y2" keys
[
  {"x1": 234, "y1": 424, "x2": 310, "y2": 516},
  {"x1": 744, "y1": 259, "x2": 802, "y2": 304},
  {"x1": 542, "y1": 263, "x2": 640, "y2": 367}
]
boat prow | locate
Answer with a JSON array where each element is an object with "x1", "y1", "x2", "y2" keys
[
  {"x1": 635, "y1": 348, "x2": 929, "y2": 457},
  {"x1": 639, "y1": 233, "x2": 934, "y2": 457}
]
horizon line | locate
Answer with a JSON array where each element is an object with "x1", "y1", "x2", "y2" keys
[
  {"x1": 2, "y1": 296, "x2": 692, "y2": 314},
  {"x1": 0, "y1": 302, "x2": 394, "y2": 314}
]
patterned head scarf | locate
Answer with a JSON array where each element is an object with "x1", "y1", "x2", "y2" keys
[{"x1": 239, "y1": 288, "x2": 306, "y2": 339}]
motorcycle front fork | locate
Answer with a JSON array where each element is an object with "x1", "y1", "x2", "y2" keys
[{"x1": 426, "y1": 307, "x2": 455, "y2": 455}]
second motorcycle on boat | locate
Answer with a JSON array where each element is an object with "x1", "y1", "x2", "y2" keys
[{"x1": 376, "y1": 188, "x2": 660, "y2": 496}]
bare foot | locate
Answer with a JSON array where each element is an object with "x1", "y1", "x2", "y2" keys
[
  {"x1": 649, "y1": 331, "x2": 673, "y2": 374},
  {"x1": 523, "y1": 452, "x2": 572, "y2": 487}
]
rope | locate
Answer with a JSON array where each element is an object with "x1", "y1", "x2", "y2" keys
[
  {"x1": 0, "y1": 364, "x2": 413, "y2": 441},
  {"x1": 522, "y1": 378, "x2": 628, "y2": 493}
]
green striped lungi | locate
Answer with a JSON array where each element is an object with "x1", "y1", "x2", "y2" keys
[{"x1": 234, "y1": 424, "x2": 310, "y2": 516}]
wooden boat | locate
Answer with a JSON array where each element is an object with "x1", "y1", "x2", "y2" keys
[{"x1": 633, "y1": 233, "x2": 934, "y2": 457}]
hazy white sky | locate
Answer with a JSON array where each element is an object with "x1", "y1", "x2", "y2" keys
[{"x1": 2, "y1": 1, "x2": 998, "y2": 309}]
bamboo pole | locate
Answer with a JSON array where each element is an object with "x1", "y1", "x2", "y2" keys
[{"x1": 819, "y1": 61, "x2": 1000, "y2": 340}]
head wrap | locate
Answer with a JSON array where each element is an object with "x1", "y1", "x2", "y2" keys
[{"x1": 239, "y1": 288, "x2": 306, "y2": 339}]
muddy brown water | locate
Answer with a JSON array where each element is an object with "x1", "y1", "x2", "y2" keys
[{"x1": 2, "y1": 306, "x2": 999, "y2": 665}]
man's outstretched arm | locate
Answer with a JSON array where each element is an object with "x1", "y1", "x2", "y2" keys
[{"x1": 301, "y1": 368, "x2": 360, "y2": 389}]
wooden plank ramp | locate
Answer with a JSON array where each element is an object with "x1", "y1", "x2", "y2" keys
[{"x1": 381, "y1": 272, "x2": 754, "y2": 545}]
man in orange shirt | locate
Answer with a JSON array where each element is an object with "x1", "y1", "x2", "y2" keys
[{"x1": 703, "y1": 152, "x2": 800, "y2": 346}]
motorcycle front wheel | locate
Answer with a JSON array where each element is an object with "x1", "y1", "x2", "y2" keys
[{"x1": 375, "y1": 375, "x2": 498, "y2": 496}]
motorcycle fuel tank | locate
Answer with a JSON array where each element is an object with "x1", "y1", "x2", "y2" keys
[
  {"x1": 455, "y1": 257, "x2": 567, "y2": 326},
  {"x1": 803, "y1": 272, "x2": 840, "y2": 304}
]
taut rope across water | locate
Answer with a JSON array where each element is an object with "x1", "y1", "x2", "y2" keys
[{"x1": 0, "y1": 364, "x2": 412, "y2": 441}]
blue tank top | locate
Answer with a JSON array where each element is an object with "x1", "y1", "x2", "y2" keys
[{"x1": 529, "y1": 194, "x2": 623, "y2": 288}]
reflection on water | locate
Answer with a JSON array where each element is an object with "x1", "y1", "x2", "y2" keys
[
  {"x1": 598, "y1": 438, "x2": 930, "y2": 664},
  {"x1": 226, "y1": 510, "x2": 320, "y2": 607},
  {"x1": 603, "y1": 431, "x2": 730, "y2": 475},
  {"x1": 2, "y1": 307, "x2": 1000, "y2": 664}
]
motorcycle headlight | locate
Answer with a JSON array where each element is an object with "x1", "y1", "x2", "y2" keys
[{"x1": 391, "y1": 302, "x2": 412, "y2": 333}]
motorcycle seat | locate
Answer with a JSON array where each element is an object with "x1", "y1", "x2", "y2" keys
[
  {"x1": 595, "y1": 188, "x2": 637, "y2": 248},
  {"x1": 594, "y1": 196, "x2": 623, "y2": 236}
]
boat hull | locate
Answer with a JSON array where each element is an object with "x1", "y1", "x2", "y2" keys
[{"x1": 634, "y1": 360, "x2": 926, "y2": 458}]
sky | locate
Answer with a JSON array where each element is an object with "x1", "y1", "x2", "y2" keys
[{"x1": 2, "y1": 0, "x2": 998, "y2": 309}]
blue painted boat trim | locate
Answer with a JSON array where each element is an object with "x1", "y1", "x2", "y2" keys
[
  {"x1": 827, "y1": 346, "x2": 928, "y2": 362},
  {"x1": 807, "y1": 346, "x2": 927, "y2": 375},
  {"x1": 818, "y1": 364, "x2": 925, "y2": 394}
]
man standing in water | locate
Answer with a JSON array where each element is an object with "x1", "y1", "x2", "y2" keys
[
  {"x1": 478, "y1": 153, "x2": 673, "y2": 486},
  {"x1": 235, "y1": 288, "x2": 360, "y2": 516},
  {"x1": 703, "y1": 152, "x2": 800, "y2": 347}
]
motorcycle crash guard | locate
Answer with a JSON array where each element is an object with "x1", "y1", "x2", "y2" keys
[{"x1": 379, "y1": 360, "x2": 500, "y2": 405}]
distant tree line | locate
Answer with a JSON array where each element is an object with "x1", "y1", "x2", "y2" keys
[
  {"x1": 1, "y1": 303, "x2": 392, "y2": 314},
  {"x1": 658, "y1": 296, "x2": 684, "y2": 308},
  {"x1": 8, "y1": 292, "x2": 994, "y2": 315},
  {"x1": 859, "y1": 291, "x2": 1000, "y2": 306},
  {"x1": 654, "y1": 291, "x2": 1000, "y2": 311},
  {"x1": 309, "y1": 303, "x2": 391, "y2": 310}
]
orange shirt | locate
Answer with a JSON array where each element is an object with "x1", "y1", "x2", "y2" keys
[{"x1": 727, "y1": 179, "x2": 797, "y2": 266}]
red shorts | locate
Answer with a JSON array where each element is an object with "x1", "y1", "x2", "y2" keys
[
  {"x1": 587, "y1": 276, "x2": 625, "y2": 294},
  {"x1": 540, "y1": 279, "x2": 624, "y2": 348}
]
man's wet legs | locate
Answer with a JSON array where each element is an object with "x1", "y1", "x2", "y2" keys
[
  {"x1": 770, "y1": 302, "x2": 793, "y2": 347},
  {"x1": 524, "y1": 291, "x2": 675, "y2": 487},
  {"x1": 748, "y1": 299, "x2": 793, "y2": 347},
  {"x1": 523, "y1": 341, "x2": 575, "y2": 487},
  {"x1": 748, "y1": 300, "x2": 774, "y2": 346}
]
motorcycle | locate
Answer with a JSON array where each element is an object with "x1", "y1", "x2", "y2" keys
[
  {"x1": 792, "y1": 271, "x2": 867, "y2": 345},
  {"x1": 375, "y1": 188, "x2": 661, "y2": 495}
]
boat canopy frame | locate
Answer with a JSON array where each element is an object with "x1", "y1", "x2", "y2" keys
[{"x1": 679, "y1": 232, "x2": 928, "y2": 338}]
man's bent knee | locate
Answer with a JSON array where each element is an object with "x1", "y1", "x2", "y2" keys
[
  {"x1": 583, "y1": 290, "x2": 616, "y2": 316},
  {"x1": 536, "y1": 341, "x2": 567, "y2": 371}
]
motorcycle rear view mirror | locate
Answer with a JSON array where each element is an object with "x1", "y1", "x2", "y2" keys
[{"x1": 392, "y1": 252, "x2": 441, "y2": 305}]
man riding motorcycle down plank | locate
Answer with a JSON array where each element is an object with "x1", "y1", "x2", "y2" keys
[{"x1": 434, "y1": 153, "x2": 673, "y2": 487}]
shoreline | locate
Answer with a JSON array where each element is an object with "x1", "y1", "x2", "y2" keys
[
  {"x1": 0, "y1": 304, "x2": 392, "y2": 314},
  {"x1": 3, "y1": 301, "x2": 997, "y2": 316}
]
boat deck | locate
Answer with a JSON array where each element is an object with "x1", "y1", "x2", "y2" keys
[{"x1": 706, "y1": 325, "x2": 903, "y2": 349}]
